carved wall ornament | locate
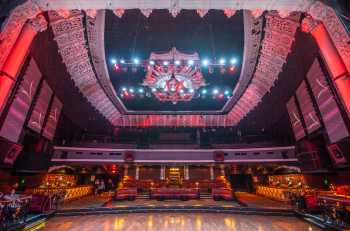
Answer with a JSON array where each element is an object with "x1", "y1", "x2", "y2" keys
[
  {"x1": 224, "y1": 9, "x2": 236, "y2": 18},
  {"x1": 27, "y1": 14, "x2": 48, "y2": 32},
  {"x1": 85, "y1": 9, "x2": 97, "y2": 19},
  {"x1": 301, "y1": 16, "x2": 320, "y2": 33},
  {"x1": 251, "y1": 9, "x2": 264, "y2": 18},
  {"x1": 278, "y1": 10, "x2": 291, "y2": 18},
  {"x1": 141, "y1": 9, "x2": 153, "y2": 18},
  {"x1": 56, "y1": 9, "x2": 71, "y2": 19},
  {"x1": 196, "y1": 9, "x2": 208, "y2": 18},
  {"x1": 113, "y1": 9, "x2": 125, "y2": 18}
]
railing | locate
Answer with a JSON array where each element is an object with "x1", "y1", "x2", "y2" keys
[
  {"x1": 0, "y1": 196, "x2": 31, "y2": 230},
  {"x1": 318, "y1": 195, "x2": 350, "y2": 228}
]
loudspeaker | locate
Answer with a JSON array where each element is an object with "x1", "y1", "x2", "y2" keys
[
  {"x1": 0, "y1": 137, "x2": 23, "y2": 166},
  {"x1": 327, "y1": 142, "x2": 350, "y2": 166}
]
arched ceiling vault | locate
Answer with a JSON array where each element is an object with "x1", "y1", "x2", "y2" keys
[{"x1": 0, "y1": 0, "x2": 349, "y2": 127}]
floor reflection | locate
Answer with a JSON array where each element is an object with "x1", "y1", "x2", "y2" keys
[{"x1": 37, "y1": 213, "x2": 320, "y2": 231}]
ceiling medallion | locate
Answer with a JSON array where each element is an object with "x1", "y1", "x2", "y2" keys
[{"x1": 142, "y1": 47, "x2": 206, "y2": 104}]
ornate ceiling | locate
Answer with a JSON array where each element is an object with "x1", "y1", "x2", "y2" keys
[
  {"x1": 104, "y1": 9, "x2": 244, "y2": 113},
  {"x1": 0, "y1": 0, "x2": 349, "y2": 127}
]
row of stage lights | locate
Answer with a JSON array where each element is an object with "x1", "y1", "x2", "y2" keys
[
  {"x1": 110, "y1": 57, "x2": 238, "y2": 66},
  {"x1": 119, "y1": 87, "x2": 232, "y2": 100}
]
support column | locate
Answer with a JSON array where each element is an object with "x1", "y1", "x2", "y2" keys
[
  {"x1": 135, "y1": 166, "x2": 140, "y2": 180},
  {"x1": 123, "y1": 165, "x2": 129, "y2": 177},
  {"x1": 160, "y1": 165, "x2": 165, "y2": 180},
  {"x1": 302, "y1": 16, "x2": 350, "y2": 115},
  {"x1": 209, "y1": 166, "x2": 214, "y2": 180},
  {"x1": 184, "y1": 165, "x2": 189, "y2": 180},
  {"x1": 0, "y1": 15, "x2": 47, "y2": 115},
  {"x1": 220, "y1": 165, "x2": 225, "y2": 176}
]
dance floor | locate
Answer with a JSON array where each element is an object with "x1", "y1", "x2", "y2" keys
[
  {"x1": 104, "y1": 198, "x2": 241, "y2": 209},
  {"x1": 59, "y1": 193, "x2": 290, "y2": 210},
  {"x1": 36, "y1": 213, "x2": 320, "y2": 231}
]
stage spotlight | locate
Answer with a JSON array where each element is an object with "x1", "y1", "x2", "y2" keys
[
  {"x1": 111, "y1": 58, "x2": 117, "y2": 64},
  {"x1": 201, "y1": 89, "x2": 207, "y2": 94},
  {"x1": 219, "y1": 58, "x2": 226, "y2": 65},
  {"x1": 229, "y1": 66, "x2": 236, "y2": 73},
  {"x1": 151, "y1": 88, "x2": 157, "y2": 92},
  {"x1": 180, "y1": 89, "x2": 184, "y2": 94},
  {"x1": 189, "y1": 88, "x2": 194, "y2": 93},
  {"x1": 230, "y1": 58, "x2": 238, "y2": 64},
  {"x1": 163, "y1": 61, "x2": 169, "y2": 66},
  {"x1": 120, "y1": 59, "x2": 125, "y2": 64},
  {"x1": 133, "y1": 58, "x2": 140, "y2": 64},
  {"x1": 213, "y1": 88, "x2": 219, "y2": 95},
  {"x1": 113, "y1": 64, "x2": 120, "y2": 71},
  {"x1": 202, "y1": 59, "x2": 210, "y2": 66},
  {"x1": 174, "y1": 60, "x2": 181, "y2": 66},
  {"x1": 224, "y1": 90, "x2": 230, "y2": 95},
  {"x1": 129, "y1": 88, "x2": 135, "y2": 93},
  {"x1": 188, "y1": 60, "x2": 194, "y2": 66},
  {"x1": 122, "y1": 87, "x2": 127, "y2": 91},
  {"x1": 138, "y1": 88, "x2": 144, "y2": 93},
  {"x1": 149, "y1": 60, "x2": 155, "y2": 65}
]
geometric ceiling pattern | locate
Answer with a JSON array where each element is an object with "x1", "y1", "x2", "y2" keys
[
  {"x1": 50, "y1": 10, "x2": 299, "y2": 127},
  {"x1": 1, "y1": 0, "x2": 350, "y2": 128}
]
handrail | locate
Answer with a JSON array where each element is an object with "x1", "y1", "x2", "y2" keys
[{"x1": 0, "y1": 195, "x2": 32, "y2": 204}]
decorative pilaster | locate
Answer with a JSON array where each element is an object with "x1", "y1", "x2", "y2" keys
[
  {"x1": 160, "y1": 165, "x2": 165, "y2": 180},
  {"x1": 135, "y1": 166, "x2": 140, "y2": 180},
  {"x1": 0, "y1": 15, "x2": 47, "y2": 115},
  {"x1": 220, "y1": 165, "x2": 225, "y2": 176},
  {"x1": 301, "y1": 15, "x2": 350, "y2": 116},
  {"x1": 123, "y1": 165, "x2": 129, "y2": 177},
  {"x1": 210, "y1": 166, "x2": 214, "y2": 180},
  {"x1": 184, "y1": 166, "x2": 189, "y2": 180}
]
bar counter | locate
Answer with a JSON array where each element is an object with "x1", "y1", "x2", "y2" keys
[{"x1": 27, "y1": 185, "x2": 92, "y2": 202}]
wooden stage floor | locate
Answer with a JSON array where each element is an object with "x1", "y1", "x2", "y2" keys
[{"x1": 36, "y1": 213, "x2": 321, "y2": 231}]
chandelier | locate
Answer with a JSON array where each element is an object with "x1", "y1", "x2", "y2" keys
[{"x1": 142, "y1": 47, "x2": 206, "y2": 104}]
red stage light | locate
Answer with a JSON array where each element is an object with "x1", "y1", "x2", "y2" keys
[
  {"x1": 229, "y1": 66, "x2": 236, "y2": 73},
  {"x1": 113, "y1": 64, "x2": 121, "y2": 72}
]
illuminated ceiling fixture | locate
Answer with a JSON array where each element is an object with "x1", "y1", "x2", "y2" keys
[{"x1": 142, "y1": 47, "x2": 207, "y2": 104}]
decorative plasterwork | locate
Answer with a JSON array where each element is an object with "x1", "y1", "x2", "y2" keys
[
  {"x1": 85, "y1": 10, "x2": 127, "y2": 113},
  {"x1": 49, "y1": 10, "x2": 121, "y2": 125},
  {"x1": 0, "y1": 0, "x2": 316, "y2": 71},
  {"x1": 1, "y1": 0, "x2": 349, "y2": 127},
  {"x1": 226, "y1": 12, "x2": 300, "y2": 125},
  {"x1": 0, "y1": 0, "x2": 41, "y2": 70},
  {"x1": 307, "y1": 1, "x2": 350, "y2": 74},
  {"x1": 33, "y1": 0, "x2": 315, "y2": 12},
  {"x1": 222, "y1": 10, "x2": 263, "y2": 113}
]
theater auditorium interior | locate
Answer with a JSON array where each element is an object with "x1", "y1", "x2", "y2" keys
[{"x1": 0, "y1": 0, "x2": 350, "y2": 230}]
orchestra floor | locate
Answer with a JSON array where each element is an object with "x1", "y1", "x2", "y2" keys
[{"x1": 36, "y1": 213, "x2": 321, "y2": 231}]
